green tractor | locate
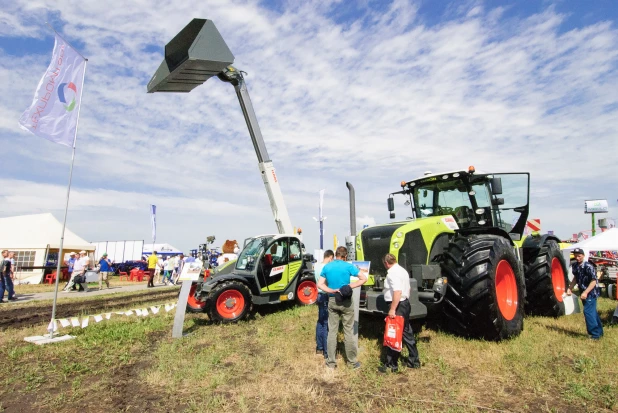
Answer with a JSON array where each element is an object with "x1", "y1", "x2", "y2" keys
[
  {"x1": 186, "y1": 235, "x2": 318, "y2": 322},
  {"x1": 356, "y1": 167, "x2": 568, "y2": 340}
]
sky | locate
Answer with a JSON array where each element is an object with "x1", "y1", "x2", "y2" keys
[{"x1": 0, "y1": 0, "x2": 617, "y2": 254}]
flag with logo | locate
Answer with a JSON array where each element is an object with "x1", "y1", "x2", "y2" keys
[
  {"x1": 150, "y1": 205, "x2": 157, "y2": 243},
  {"x1": 19, "y1": 34, "x2": 86, "y2": 147}
]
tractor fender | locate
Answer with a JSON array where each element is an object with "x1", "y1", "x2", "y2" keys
[
  {"x1": 521, "y1": 234, "x2": 562, "y2": 264},
  {"x1": 200, "y1": 273, "x2": 253, "y2": 296},
  {"x1": 458, "y1": 227, "x2": 515, "y2": 246}
]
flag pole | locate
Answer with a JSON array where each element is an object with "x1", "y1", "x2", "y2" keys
[{"x1": 49, "y1": 59, "x2": 88, "y2": 338}]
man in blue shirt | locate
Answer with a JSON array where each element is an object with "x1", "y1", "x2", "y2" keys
[
  {"x1": 318, "y1": 246, "x2": 367, "y2": 369},
  {"x1": 567, "y1": 248, "x2": 603, "y2": 340},
  {"x1": 98, "y1": 253, "x2": 113, "y2": 290}
]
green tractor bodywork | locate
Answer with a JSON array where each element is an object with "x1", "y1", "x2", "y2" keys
[
  {"x1": 356, "y1": 169, "x2": 568, "y2": 340},
  {"x1": 186, "y1": 234, "x2": 318, "y2": 322}
]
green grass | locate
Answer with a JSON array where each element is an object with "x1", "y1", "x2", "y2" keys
[{"x1": 0, "y1": 297, "x2": 616, "y2": 412}]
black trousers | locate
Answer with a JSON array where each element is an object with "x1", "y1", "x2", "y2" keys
[{"x1": 385, "y1": 299, "x2": 420, "y2": 368}]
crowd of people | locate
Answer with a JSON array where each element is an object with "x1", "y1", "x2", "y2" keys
[{"x1": 148, "y1": 251, "x2": 186, "y2": 287}]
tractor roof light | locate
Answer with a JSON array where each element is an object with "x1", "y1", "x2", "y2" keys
[
  {"x1": 147, "y1": 19, "x2": 235, "y2": 93},
  {"x1": 400, "y1": 181, "x2": 407, "y2": 188},
  {"x1": 468, "y1": 165, "x2": 475, "y2": 174}
]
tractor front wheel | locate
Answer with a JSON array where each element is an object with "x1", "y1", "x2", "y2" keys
[
  {"x1": 524, "y1": 240, "x2": 568, "y2": 317},
  {"x1": 441, "y1": 234, "x2": 525, "y2": 341},
  {"x1": 207, "y1": 281, "x2": 252, "y2": 323}
]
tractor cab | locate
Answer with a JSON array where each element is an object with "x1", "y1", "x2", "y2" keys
[{"x1": 389, "y1": 167, "x2": 530, "y2": 241}]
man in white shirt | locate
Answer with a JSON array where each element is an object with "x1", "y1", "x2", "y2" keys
[
  {"x1": 379, "y1": 253, "x2": 420, "y2": 373},
  {"x1": 63, "y1": 251, "x2": 89, "y2": 292}
]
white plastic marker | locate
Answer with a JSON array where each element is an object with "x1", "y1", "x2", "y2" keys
[
  {"x1": 125, "y1": 310, "x2": 134, "y2": 316},
  {"x1": 165, "y1": 304, "x2": 171, "y2": 312},
  {"x1": 81, "y1": 316, "x2": 89, "y2": 328},
  {"x1": 135, "y1": 309, "x2": 143, "y2": 316},
  {"x1": 71, "y1": 318, "x2": 80, "y2": 327},
  {"x1": 47, "y1": 320, "x2": 58, "y2": 333},
  {"x1": 105, "y1": 313, "x2": 112, "y2": 320},
  {"x1": 59, "y1": 319, "x2": 71, "y2": 328},
  {"x1": 141, "y1": 308, "x2": 148, "y2": 317},
  {"x1": 151, "y1": 306, "x2": 160, "y2": 314},
  {"x1": 94, "y1": 315, "x2": 103, "y2": 323}
]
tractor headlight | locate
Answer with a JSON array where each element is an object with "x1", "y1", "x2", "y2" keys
[
  {"x1": 393, "y1": 242, "x2": 400, "y2": 249},
  {"x1": 396, "y1": 231, "x2": 403, "y2": 238}
]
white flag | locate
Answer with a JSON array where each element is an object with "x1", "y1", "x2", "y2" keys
[
  {"x1": 150, "y1": 205, "x2": 157, "y2": 243},
  {"x1": 81, "y1": 316, "x2": 89, "y2": 329},
  {"x1": 135, "y1": 309, "x2": 143, "y2": 316},
  {"x1": 19, "y1": 34, "x2": 86, "y2": 147},
  {"x1": 70, "y1": 317, "x2": 80, "y2": 327},
  {"x1": 59, "y1": 319, "x2": 71, "y2": 328},
  {"x1": 94, "y1": 315, "x2": 103, "y2": 323}
]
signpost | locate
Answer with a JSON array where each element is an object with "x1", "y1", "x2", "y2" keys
[
  {"x1": 585, "y1": 199, "x2": 609, "y2": 237},
  {"x1": 172, "y1": 259, "x2": 202, "y2": 338}
]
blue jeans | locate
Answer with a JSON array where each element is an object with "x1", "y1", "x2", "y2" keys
[
  {"x1": 582, "y1": 297, "x2": 603, "y2": 339},
  {"x1": 316, "y1": 293, "x2": 328, "y2": 356},
  {"x1": 0, "y1": 274, "x2": 15, "y2": 301},
  {"x1": 162, "y1": 270, "x2": 171, "y2": 283}
]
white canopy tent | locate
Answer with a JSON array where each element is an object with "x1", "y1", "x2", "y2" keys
[
  {"x1": 0, "y1": 213, "x2": 94, "y2": 284},
  {"x1": 142, "y1": 243, "x2": 183, "y2": 256},
  {"x1": 563, "y1": 228, "x2": 618, "y2": 253}
]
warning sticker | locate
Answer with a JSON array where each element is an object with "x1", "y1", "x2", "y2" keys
[
  {"x1": 442, "y1": 216, "x2": 460, "y2": 230},
  {"x1": 269, "y1": 265, "x2": 285, "y2": 277}
]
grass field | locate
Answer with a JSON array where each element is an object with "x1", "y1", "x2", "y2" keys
[{"x1": 0, "y1": 293, "x2": 616, "y2": 412}]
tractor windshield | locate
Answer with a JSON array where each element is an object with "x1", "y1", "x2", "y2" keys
[
  {"x1": 236, "y1": 236, "x2": 273, "y2": 271},
  {"x1": 413, "y1": 180, "x2": 475, "y2": 227}
]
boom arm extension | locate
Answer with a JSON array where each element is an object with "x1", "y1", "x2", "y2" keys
[{"x1": 218, "y1": 67, "x2": 294, "y2": 235}]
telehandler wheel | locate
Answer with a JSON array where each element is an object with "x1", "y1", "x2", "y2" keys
[
  {"x1": 207, "y1": 281, "x2": 252, "y2": 323},
  {"x1": 295, "y1": 277, "x2": 318, "y2": 305},
  {"x1": 441, "y1": 234, "x2": 525, "y2": 341},
  {"x1": 524, "y1": 240, "x2": 568, "y2": 317},
  {"x1": 186, "y1": 282, "x2": 206, "y2": 313}
]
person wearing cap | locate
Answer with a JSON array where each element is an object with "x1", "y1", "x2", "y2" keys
[
  {"x1": 64, "y1": 251, "x2": 89, "y2": 292},
  {"x1": 567, "y1": 248, "x2": 603, "y2": 340},
  {"x1": 98, "y1": 253, "x2": 112, "y2": 290},
  {"x1": 317, "y1": 246, "x2": 367, "y2": 370},
  {"x1": 147, "y1": 251, "x2": 158, "y2": 288},
  {"x1": 64, "y1": 252, "x2": 77, "y2": 282},
  {"x1": 378, "y1": 253, "x2": 420, "y2": 373}
]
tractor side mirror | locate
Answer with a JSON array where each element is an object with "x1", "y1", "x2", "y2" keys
[
  {"x1": 492, "y1": 197, "x2": 505, "y2": 206},
  {"x1": 387, "y1": 197, "x2": 395, "y2": 212},
  {"x1": 490, "y1": 177, "x2": 503, "y2": 195},
  {"x1": 390, "y1": 212, "x2": 396, "y2": 219}
]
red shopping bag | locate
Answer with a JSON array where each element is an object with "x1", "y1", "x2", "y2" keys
[{"x1": 383, "y1": 315, "x2": 404, "y2": 352}]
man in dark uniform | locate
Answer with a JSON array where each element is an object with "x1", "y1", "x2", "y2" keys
[{"x1": 567, "y1": 248, "x2": 603, "y2": 340}]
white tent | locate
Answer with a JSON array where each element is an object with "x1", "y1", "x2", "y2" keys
[
  {"x1": 0, "y1": 213, "x2": 94, "y2": 284},
  {"x1": 564, "y1": 228, "x2": 618, "y2": 253},
  {"x1": 142, "y1": 243, "x2": 183, "y2": 256}
]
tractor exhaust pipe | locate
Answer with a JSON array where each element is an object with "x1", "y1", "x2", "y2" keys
[{"x1": 346, "y1": 182, "x2": 356, "y2": 237}]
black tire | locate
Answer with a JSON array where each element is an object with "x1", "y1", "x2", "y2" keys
[
  {"x1": 441, "y1": 234, "x2": 525, "y2": 341},
  {"x1": 295, "y1": 276, "x2": 318, "y2": 306},
  {"x1": 206, "y1": 281, "x2": 252, "y2": 323},
  {"x1": 186, "y1": 282, "x2": 206, "y2": 313},
  {"x1": 523, "y1": 240, "x2": 568, "y2": 317}
]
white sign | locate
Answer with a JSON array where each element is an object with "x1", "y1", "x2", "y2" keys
[
  {"x1": 269, "y1": 265, "x2": 285, "y2": 277},
  {"x1": 441, "y1": 216, "x2": 460, "y2": 230},
  {"x1": 584, "y1": 199, "x2": 608, "y2": 214},
  {"x1": 178, "y1": 260, "x2": 202, "y2": 281}
]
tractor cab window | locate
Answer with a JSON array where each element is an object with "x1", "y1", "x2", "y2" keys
[
  {"x1": 268, "y1": 239, "x2": 288, "y2": 267},
  {"x1": 289, "y1": 239, "x2": 302, "y2": 262},
  {"x1": 237, "y1": 236, "x2": 272, "y2": 271},
  {"x1": 414, "y1": 181, "x2": 473, "y2": 227},
  {"x1": 488, "y1": 174, "x2": 529, "y2": 236}
]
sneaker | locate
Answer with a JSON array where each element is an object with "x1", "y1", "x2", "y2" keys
[
  {"x1": 378, "y1": 365, "x2": 398, "y2": 374},
  {"x1": 350, "y1": 362, "x2": 362, "y2": 370},
  {"x1": 316, "y1": 349, "x2": 323, "y2": 356},
  {"x1": 8, "y1": 297, "x2": 18, "y2": 301},
  {"x1": 611, "y1": 317, "x2": 618, "y2": 325},
  {"x1": 325, "y1": 362, "x2": 337, "y2": 369},
  {"x1": 406, "y1": 362, "x2": 421, "y2": 369}
]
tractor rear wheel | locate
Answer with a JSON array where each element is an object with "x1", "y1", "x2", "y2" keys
[
  {"x1": 524, "y1": 240, "x2": 568, "y2": 317},
  {"x1": 207, "y1": 281, "x2": 252, "y2": 323},
  {"x1": 441, "y1": 234, "x2": 525, "y2": 341},
  {"x1": 186, "y1": 282, "x2": 206, "y2": 313},
  {"x1": 295, "y1": 277, "x2": 318, "y2": 305}
]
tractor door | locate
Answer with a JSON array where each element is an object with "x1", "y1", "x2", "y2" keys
[{"x1": 259, "y1": 238, "x2": 290, "y2": 291}]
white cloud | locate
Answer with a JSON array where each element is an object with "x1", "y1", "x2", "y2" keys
[{"x1": 0, "y1": 1, "x2": 617, "y2": 250}]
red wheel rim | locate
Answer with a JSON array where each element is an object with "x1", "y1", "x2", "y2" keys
[
  {"x1": 216, "y1": 289, "x2": 245, "y2": 319},
  {"x1": 551, "y1": 257, "x2": 565, "y2": 302},
  {"x1": 297, "y1": 280, "x2": 318, "y2": 304},
  {"x1": 187, "y1": 284, "x2": 206, "y2": 310},
  {"x1": 495, "y1": 260, "x2": 518, "y2": 321}
]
